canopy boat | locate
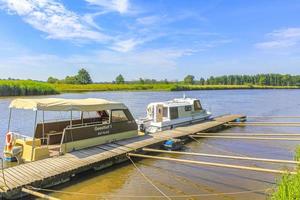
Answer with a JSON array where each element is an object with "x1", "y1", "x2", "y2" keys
[
  {"x1": 3, "y1": 98, "x2": 138, "y2": 163},
  {"x1": 137, "y1": 97, "x2": 211, "y2": 134}
]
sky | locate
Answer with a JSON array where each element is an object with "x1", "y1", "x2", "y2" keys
[{"x1": 0, "y1": 0, "x2": 300, "y2": 82}]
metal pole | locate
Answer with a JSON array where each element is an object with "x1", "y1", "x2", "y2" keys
[
  {"x1": 31, "y1": 110, "x2": 38, "y2": 162},
  {"x1": 42, "y1": 111, "x2": 45, "y2": 145},
  {"x1": 191, "y1": 135, "x2": 300, "y2": 141},
  {"x1": 196, "y1": 132, "x2": 300, "y2": 136},
  {"x1": 7, "y1": 108, "x2": 12, "y2": 132},
  {"x1": 81, "y1": 111, "x2": 84, "y2": 124},
  {"x1": 70, "y1": 110, "x2": 73, "y2": 128},
  {"x1": 22, "y1": 188, "x2": 60, "y2": 200},
  {"x1": 142, "y1": 148, "x2": 300, "y2": 164},
  {"x1": 127, "y1": 153, "x2": 296, "y2": 175}
]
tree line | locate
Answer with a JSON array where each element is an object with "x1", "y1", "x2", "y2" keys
[
  {"x1": 47, "y1": 69, "x2": 300, "y2": 86},
  {"x1": 183, "y1": 74, "x2": 300, "y2": 86}
]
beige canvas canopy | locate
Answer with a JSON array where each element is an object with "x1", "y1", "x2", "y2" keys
[{"x1": 9, "y1": 98, "x2": 127, "y2": 111}]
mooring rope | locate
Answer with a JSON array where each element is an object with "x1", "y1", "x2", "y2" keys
[
  {"x1": 0, "y1": 157, "x2": 8, "y2": 190},
  {"x1": 126, "y1": 155, "x2": 172, "y2": 200},
  {"x1": 189, "y1": 135, "x2": 248, "y2": 157},
  {"x1": 26, "y1": 185, "x2": 270, "y2": 198}
]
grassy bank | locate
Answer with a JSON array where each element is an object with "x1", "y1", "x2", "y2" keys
[
  {"x1": 0, "y1": 80, "x2": 58, "y2": 96},
  {"x1": 270, "y1": 146, "x2": 300, "y2": 200},
  {"x1": 0, "y1": 81, "x2": 299, "y2": 96},
  {"x1": 54, "y1": 83, "x2": 300, "y2": 93}
]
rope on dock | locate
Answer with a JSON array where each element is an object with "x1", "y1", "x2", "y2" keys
[
  {"x1": 191, "y1": 135, "x2": 300, "y2": 141},
  {"x1": 126, "y1": 155, "x2": 171, "y2": 200},
  {"x1": 189, "y1": 136, "x2": 248, "y2": 157},
  {"x1": 127, "y1": 153, "x2": 296, "y2": 175},
  {"x1": 25, "y1": 185, "x2": 270, "y2": 198},
  {"x1": 142, "y1": 148, "x2": 300, "y2": 164}
]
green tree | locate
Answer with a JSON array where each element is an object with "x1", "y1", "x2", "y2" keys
[
  {"x1": 64, "y1": 76, "x2": 78, "y2": 84},
  {"x1": 139, "y1": 78, "x2": 145, "y2": 84},
  {"x1": 47, "y1": 76, "x2": 59, "y2": 83},
  {"x1": 199, "y1": 78, "x2": 205, "y2": 85},
  {"x1": 115, "y1": 74, "x2": 125, "y2": 84},
  {"x1": 76, "y1": 68, "x2": 93, "y2": 84},
  {"x1": 184, "y1": 75, "x2": 195, "y2": 85}
]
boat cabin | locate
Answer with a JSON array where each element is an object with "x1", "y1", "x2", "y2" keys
[
  {"x1": 138, "y1": 97, "x2": 211, "y2": 133},
  {"x1": 147, "y1": 98, "x2": 204, "y2": 123},
  {"x1": 4, "y1": 98, "x2": 138, "y2": 162}
]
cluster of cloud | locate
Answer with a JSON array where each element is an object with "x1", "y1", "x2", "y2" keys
[
  {"x1": 256, "y1": 27, "x2": 300, "y2": 50},
  {"x1": 0, "y1": 0, "x2": 137, "y2": 51},
  {"x1": 1, "y1": 0, "x2": 110, "y2": 42}
]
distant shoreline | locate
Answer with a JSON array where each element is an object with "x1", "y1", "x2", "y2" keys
[
  {"x1": 0, "y1": 80, "x2": 299, "y2": 96},
  {"x1": 55, "y1": 83, "x2": 300, "y2": 93}
]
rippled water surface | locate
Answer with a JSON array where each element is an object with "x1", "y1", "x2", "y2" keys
[{"x1": 1, "y1": 89, "x2": 300, "y2": 200}]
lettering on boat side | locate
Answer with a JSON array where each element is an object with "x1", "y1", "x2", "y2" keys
[
  {"x1": 94, "y1": 125, "x2": 111, "y2": 131},
  {"x1": 94, "y1": 125, "x2": 111, "y2": 136},
  {"x1": 97, "y1": 130, "x2": 110, "y2": 136}
]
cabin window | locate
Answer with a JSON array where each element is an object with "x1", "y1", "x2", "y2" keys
[
  {"x1": 163, "y1": 107, "x2": 168, "y2": 117},
  {"x1": 112, "y1": 110, "x2": 128, "y2": 122},
  {"x1": 169, "y1": 107, "x2": 178, "y2": 119},
  {"x1": 194, "y1": 100, "x2": 202, "y2": 111},
  {"x1": 82, "y1": 111, "x2": 109, "y2": 124},
  {"x1": 185, "y1": 105, "x2": 192, "y2": 111}
]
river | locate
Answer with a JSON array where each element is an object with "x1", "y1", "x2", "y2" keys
[{"x1": 0, "y1": 89, "x2": 299, "y2": 200}]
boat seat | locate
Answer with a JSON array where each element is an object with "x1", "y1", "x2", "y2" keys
[{"x1": 47, "y1": 131, "x2": 63, "y2": 145}]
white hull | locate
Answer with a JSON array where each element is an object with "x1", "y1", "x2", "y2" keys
[{"x1": 145, "y1": 112, "x2": 211, "y2": 133}]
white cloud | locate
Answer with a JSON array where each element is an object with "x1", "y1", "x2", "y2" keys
[
  {"x1": 256, "y1": 27, "x2": 300, "y2": 49},
  {"x1": 136, "y1": 15, "x2": 161, "y2": 25},
  {"x1": 85, "y1": 0, "x2": 129, "y2": 14},
  {"x1": 110, "y1": 39, "x2": 143, "y2": 52},
  {"x1": 1, "y1": 0, "x2": 110, "y2": 42}
]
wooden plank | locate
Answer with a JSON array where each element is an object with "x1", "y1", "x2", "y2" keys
[{"x1": 1, "y1": 169, "x2": 24, "y2": 188}]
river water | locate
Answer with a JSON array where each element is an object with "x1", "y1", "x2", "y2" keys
[{"x1": 0, "y1": 89, "x2": 300, "y2": 200}]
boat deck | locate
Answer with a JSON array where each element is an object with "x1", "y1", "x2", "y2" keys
[{"x1": 0, "y1": 114, "x2": 245, "y2": 199}]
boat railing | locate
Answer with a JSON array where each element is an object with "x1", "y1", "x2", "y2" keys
[
  {"x1": 12, "y1": 132, "x2": 33, "y2": 141},
  {"x1": 65, "y1": 120, "x2": 109, "y2": 130}
]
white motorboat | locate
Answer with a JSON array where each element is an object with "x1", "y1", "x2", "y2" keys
[{"x1": 137, "y1": 96, "x2": 212, "y2": 133}]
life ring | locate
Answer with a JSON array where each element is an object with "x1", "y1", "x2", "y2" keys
[{"x1": 5, "y1": 132, "x2": 14, "y2": 151}]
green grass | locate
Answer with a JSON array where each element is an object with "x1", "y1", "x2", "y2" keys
[
  {"x1": 0, "y1": 81, "x2": 299, "y2": 96},
  {"x1": 270, "y1": 146, "x2": 300, "y2": 200},
  {"x1": 0, "y1": 80, "x2": 58, "y2": 96},
  {"x1": 54, "y1": 83, "x2": 300, "y2": 93}
]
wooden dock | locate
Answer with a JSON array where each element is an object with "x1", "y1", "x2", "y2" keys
[{"x1": 0, "y1": 114, "x2": 244, "y2": 199}]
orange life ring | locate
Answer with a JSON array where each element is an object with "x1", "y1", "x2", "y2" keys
[{"x1": 5, "y1": 132, "x2": 13, "y2": 151}]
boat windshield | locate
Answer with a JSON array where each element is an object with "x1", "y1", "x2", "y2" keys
[{"x1": 194, "y1": 100, "x2": 203, "y2": 111}]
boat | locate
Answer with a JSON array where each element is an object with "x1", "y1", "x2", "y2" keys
[
  {"x1": 137, "y1": 96, "x2": 212, "y2": 134},
  {"x1": 3, "y1": 98, "x2": 138, "y2": 163}
]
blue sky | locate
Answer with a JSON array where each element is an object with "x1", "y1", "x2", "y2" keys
[{"x1": 0, "y1": 0, "x2": 300, "y2": 82}]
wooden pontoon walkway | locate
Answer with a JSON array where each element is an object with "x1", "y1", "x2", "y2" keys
[{"x1": 0, "y1": 114, "x2": 244, "y2": 199}]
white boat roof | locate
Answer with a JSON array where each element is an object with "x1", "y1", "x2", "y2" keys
[
  {"x1": 9, "y1": 98, "x2": 127, "y2": 111},
  {"x1": 149, "y1": 98, "x2": 198, "y2": 107}
]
